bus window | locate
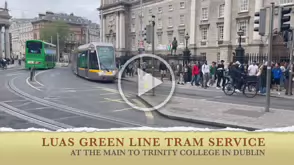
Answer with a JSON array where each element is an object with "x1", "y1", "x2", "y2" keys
[
  {"x1": 26, "y1": 41, "x2": 42, "y2": 54},
  {"x1": 89, "y1": 51, "x2": 99, "y2": 69}
]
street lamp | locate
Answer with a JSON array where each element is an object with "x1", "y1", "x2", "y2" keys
[
  {"x1": 185, "y1": 33, "x2": 190, "y2": 50},
  {"x1": 149, "y1": 14, "x2": 156, "y2": 96},
  {"x1": 183, "y1": 33, "x2": 190, "y2": 65},
  {"x1": 237, "y1": 28, "x2": 244, "y2": 47},
  {"x1": 235, "y1": 28, "x2": 245, "y2": 64}
]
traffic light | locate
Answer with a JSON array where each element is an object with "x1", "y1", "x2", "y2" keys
[
  {"x1": 143, "y1": 25, "x2": 152, "y2": 44},
  {"x1": 254, "y1": 8, "x2": 266, "y2": 36},
  {"x1": 279, "y1": 7, "x2": 292, "y2": 32}
]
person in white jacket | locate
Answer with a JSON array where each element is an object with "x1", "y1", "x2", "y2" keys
[{"x1": 202, "y1": 61, "x2": 210, "y2": 88}]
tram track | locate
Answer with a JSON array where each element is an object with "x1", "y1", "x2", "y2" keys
[
  {"x1": 6, "y1": 76, "x2": 147, "y2": 128},
  {"x1": 0, "y1": 102, "x2": 72, "y2": 131}
]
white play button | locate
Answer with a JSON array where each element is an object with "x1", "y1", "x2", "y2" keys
[
  {"x1": 137, "y1": 69, "x2": 162, "y2": 96},
  {"x1": 117, "y1": 53, "x2": 176, "y2": 112}
]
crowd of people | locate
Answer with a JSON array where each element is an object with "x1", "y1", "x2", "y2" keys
[
  {"x1": 119, "y1": 58, "x2": 294, "y2": 96},
  {"x1": 167, "y1": 60, "x2": 293, "y2": 95},
  {"x1": 0, "y1": 57, "x2": 23, "y2": 69}
]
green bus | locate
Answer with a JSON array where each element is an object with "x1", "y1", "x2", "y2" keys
[{"x1": 25, "y1": 40, "x2": 57, "y2": 69}]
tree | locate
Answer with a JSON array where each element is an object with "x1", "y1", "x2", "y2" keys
[{"x1": 40, "y1": 21, "x2": 70, "y2": 52}]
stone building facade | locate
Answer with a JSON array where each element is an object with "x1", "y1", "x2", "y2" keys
[
  {"x1": 0, "y1": 1, "x2": 11, "y2": 58},
  {"x1": 10, "y1": 19, "x2": 34, "y2": 57},
  {"x1": 10, "y1": 12, "x2": 100, "y2": 55},
  {"x1": 98, "y1": 0, "x2": 294, "y2": 63}
]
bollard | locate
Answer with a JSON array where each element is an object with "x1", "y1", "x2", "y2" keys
[{"x1": 30, "y1": 67, "x2": 35, "y2": 81}]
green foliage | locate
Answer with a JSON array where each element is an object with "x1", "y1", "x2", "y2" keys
[{"x1": 40, "y1": 21, "x2": 70, "y2": 51}]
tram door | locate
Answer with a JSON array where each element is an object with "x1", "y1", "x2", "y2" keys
[{"x1": 85, "y1": 50, "x2": 89, "y2": 78}]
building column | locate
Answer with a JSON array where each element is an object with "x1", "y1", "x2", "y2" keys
[
  {"x1": 116, "y1": 12, "x2": 120, "y2": 49},
  {"x1": 0, "y1": 26, "x2": 2, "y2": 58},
  {"x1": 119, "y1": 12, "x2": 125, "y2": 49},
  {"x1": 220, "y1": 0, "x2": 233, "y2": 63},
  {"x1": 189, "y1": 0, "x2": 196, "y2": 47},
  {"x1": 5, "y1": 26, "x2": 10, "y2": 58},
  {"x1": 253, "y1": 0, "x2": 264, "y2": 42},
  {"x1": 102, "y1": 15, "x2": 106, "y2": 42},
  {"x1": 223, "y1": 0, "x2": 232, "y2": 44}
]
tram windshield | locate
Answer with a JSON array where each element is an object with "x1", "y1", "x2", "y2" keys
[{"x1": 97, "y1": 46, "x2": 116, "y2": 70}]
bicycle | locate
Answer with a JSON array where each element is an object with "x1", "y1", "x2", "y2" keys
[
  {"x1": 0, "y1": 63, "x2": 7, "y2": 70},
  {"x1": 223, "y1": 75, "x2": 258, "y2": 98}
]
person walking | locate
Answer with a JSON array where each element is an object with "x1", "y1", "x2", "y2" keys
[
  {"x1": 248, "y1": 61, "x2": 259, "y2": 76},
  {"x1": 209, "y1": 62, "x2": 217, "y2": 87},
  {"x1": 159, "y1": 62, "x2": 167, "y2": 82},
  {"x1": 258, "y1": 63, "x2": 267, "y2": 95},
  {"x1": 285, "y1": 63, "x2": 293, "y2": 95},
  {"x1": 280, "y1": 62, "x2": 286, "y2": 90},
  {"x1": 216, "y1": 60, "x2": 225, "y2": 89},
  {"x1": 191, "y1": 62, "x2": 200, "y2": 86},
  {"x1": 272, "y1": 63, "x2": 282, "y2": 92},
  {"x1": 170, "y1": 62, "x2": 176, "y2": 81},
  {"x1": 201, "y1": 61, "x2": 210, "y2": 89}
]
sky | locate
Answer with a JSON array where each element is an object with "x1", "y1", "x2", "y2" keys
[{"x1": 0, "y1": 0, "x2": 101, "y2": 23}]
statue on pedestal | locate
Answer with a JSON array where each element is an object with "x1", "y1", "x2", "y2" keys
[
  {"x1": 171, "y1": 37, "x2": 178, "y2": 55},
  {"x1": 4, "y1": 1, "x2": 7, "y2": 9}
]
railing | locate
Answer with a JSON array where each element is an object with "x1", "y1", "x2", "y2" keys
[{"x1": 233, "y1": 53, "x2": 290, "y2": 65}]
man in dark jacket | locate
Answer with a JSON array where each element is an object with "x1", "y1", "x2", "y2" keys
[
  {"x1": 231, "y1": 63, "x2": 245, "y2": 92},
  {"x1": 159, "y1": 62, "x2": 167, "y2": 81},
  {"x1": 216, "y1": 60, "x2": 225, "y2": 89}
]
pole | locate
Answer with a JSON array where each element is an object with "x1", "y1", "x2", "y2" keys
[
  {"x1": 86, "y1": 26, "x2": 89, "y2": 43},
  {"x1": 152, "y1": 20, "x2": 155, "y2": 96},
  {"x1": 100, "y1": 12, "x2": 103, "y2": 42},
  {"x1": 57, "y1": 33, "x2": 60, "y2": 63},
  {"x1": 289, "y1": 30, "x2": 294, "y2": 95},
  {"x1": 51, "y1": 36, "x2": 53, "y2": 44},
  {"x1": 139, "y1": 0, "x2": 143, "y2": 71},
  {"x1": 265, "y1": 3, "x2": 275, "y2": 112}
]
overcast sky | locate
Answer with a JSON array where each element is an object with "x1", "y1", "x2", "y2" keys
[{"x1": 0, "y1": 0, "x2": 100, "y2": 23}]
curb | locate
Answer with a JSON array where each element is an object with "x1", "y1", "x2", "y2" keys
[{"x1": 136, "y1": 95, "x2": 258, "y2": 131}]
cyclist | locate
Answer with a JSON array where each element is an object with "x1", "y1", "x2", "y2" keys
[{"x1": 231, "y1": 62, "x2": 245, "y2": 93}]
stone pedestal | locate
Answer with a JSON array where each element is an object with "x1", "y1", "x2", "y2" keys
[
  {"x1": 235, "y1": 46, "x2": 245, "y2": 64},
  {"x1": 219, "y1": 45, "x2": 233, "y2": 65}
]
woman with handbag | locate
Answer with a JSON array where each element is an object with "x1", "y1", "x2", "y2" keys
[{"x1": 257, "y1": 63, "x2": 267, "y2": 94}]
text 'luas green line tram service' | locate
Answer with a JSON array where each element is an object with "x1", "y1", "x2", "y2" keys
[{"x1": 71, "y1": 42, "x2": 118, "y2": 82}]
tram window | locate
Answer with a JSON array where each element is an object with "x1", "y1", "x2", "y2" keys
[
  {"x1": 89, "y1": 51, "x2": 99, "y2": 69},
  {"x1": 97, "y1": 46, "x2": 115, "y2": 70},
  {"x1": 78, "y1": 51, "x2": 88, "y2": 68}
]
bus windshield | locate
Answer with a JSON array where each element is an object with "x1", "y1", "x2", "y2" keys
[
  {"x1": 97, "y1": 46, "x2": 116, "y2": 70},
  {"x1": 26, "y1": 41, "x2": 42, "y2": 54}
]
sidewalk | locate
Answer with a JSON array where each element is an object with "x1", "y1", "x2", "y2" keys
[
  {"x1": 138, "y1": 94, "x2": 294, "y2": 130},
  {"x1": 122, "y1": 75, "x2": 294, "y2": 100},
  {"x1": 56, "y1": 62, "x2": 69, "y2": 67}
]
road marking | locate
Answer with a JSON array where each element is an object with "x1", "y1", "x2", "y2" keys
[
  {"x1": 100, "y1": 98, "x2": 125, "y2": 104},
  {"x1": 26, "y1": 77, "x2": 42, "y2": 91},
  {"x1": 24, "y1": 107, "x2": 50, "y2": 111},
  {"x1": 5, "y1": 73, "x2": 24, "y2": 77},
  {"x1": 100, "y1": 92, "x2": 118, "y2": 96},
  {"x1": 2, "y1": 99, "x2": 27, "y2": 103},
  {"x1": 14, "y1": 102, "x2": 32, "y2": 108},
  {"x1": 132, "y1": 99, "x2": 154, "y2": 120},
  {"x1": 112, "y1": 108, "x2": 133, "y2": 112},
  {"x1": 55, "y1": 115, "x2": 81, "y2": 121}
]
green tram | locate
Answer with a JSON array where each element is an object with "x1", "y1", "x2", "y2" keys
[
  {"x1": 25, "y1": 40, "x2": 57, "y2": 69},
  {"x1": 71, "y1": 42, "x2": 117, "y2": 82}
]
